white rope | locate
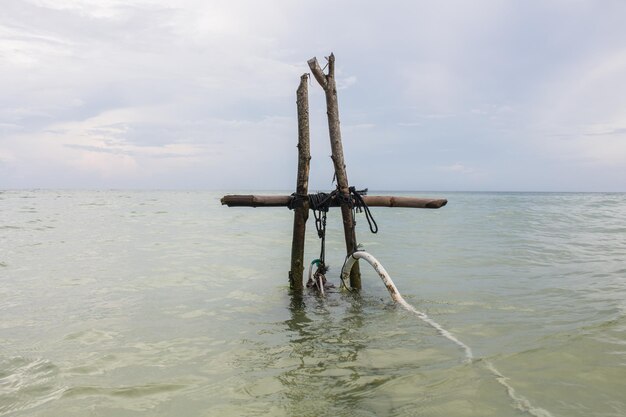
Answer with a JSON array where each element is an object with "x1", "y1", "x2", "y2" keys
[{"x1": 341, "y1": 251, "x2": 554, "y2": 417}]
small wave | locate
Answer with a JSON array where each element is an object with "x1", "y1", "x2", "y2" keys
[
  {"x1": 63, "y1": 329, "x2": 120, "y2": 345},
  {"x1": 63, "y1": 382, "x2": 187, "y2": 399},
  {"x1": 0, "y1": 357, "x2": 64, "y2": 416},
  {"x1": 0, "y1": 225, "x2": 21, "y2": 230}
]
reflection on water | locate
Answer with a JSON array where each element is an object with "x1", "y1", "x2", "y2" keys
[
  {"x1": 0, "y1": 191, "x2": 625, "y2": 416},
  {"x1": 279, "y1": 294, "x2": 370, "y2": 416}
]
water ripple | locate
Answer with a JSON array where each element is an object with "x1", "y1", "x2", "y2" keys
[{"x1": 0, "y1": 357, "x2": 64, "y2": 416}]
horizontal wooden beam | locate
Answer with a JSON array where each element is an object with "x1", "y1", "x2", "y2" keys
[
  {"x1": 220, "y1": 194, "x2": 447, "y2": 209},
  {"x1": 359, "y1": 195, "x2": 447, "y2": 208}
]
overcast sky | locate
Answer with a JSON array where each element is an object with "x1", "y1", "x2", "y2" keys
[{"x1": 1, "y1": 0, "x2": 626, "y2": 191}]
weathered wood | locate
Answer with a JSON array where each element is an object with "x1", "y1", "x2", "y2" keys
[
  {"x1": 308, "y1": 53, "x2": 361, "y2": 289},
  {"x1": 360, "y1": 196, "x2": 447, "y2": 208},
  {"x1": 220, "y1": 195, "x2": 288, "y2": 207},
  {"x1": 289, "y1": 74, "x2": 310, "y2": 292},
  {"x1": 221, "y1": 194, "x2": 448, "y2": 209}
]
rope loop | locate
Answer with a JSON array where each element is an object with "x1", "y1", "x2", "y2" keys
[{"x1": 348, "y1": 186, "x2": 378, "y2": 234}]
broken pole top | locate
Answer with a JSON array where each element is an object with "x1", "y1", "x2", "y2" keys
[{"x1": 308, "y1": 53, "x2": 361, "y2": 288}]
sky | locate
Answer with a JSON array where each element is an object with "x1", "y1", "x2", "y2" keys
[{"x1": 1, "y1": 0, "x2": 626, "y2": 192}]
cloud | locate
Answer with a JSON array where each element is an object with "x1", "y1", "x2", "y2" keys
[
  {"x1": 438, "y1": 163, "x2": 485, "y2": 176},
  {"x1": 2, "y1": 0, "x2": 626, "y2": 190},
  {"x1": 584, "y1": 127, "x2": 626, "y2": 137},
  {"x1": 337, "y1": 75, "x2": 357, "y2": 90},
  {"x1": 0, "y1": 148, "x2": 16, "y2": 163},
  {"x1": 523, "y1": 47, "x2": 626, "y2": 169},
  {"x1": 0, "y1": 98, "x2": 298, "y2": 188},
  {"x1": 343, "y1": 123, "x2": 375, "y2": 132},
  {"x1": 71, "y1": 150, "x2": 138, "y2": 179}
]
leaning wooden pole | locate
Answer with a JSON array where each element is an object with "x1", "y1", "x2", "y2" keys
[
  {"x1": 289, "y1": 74, "x2": 311, "y2": 291},
  {"x1": 308, "y1": 53, "x2": 361, "y2": 289}
]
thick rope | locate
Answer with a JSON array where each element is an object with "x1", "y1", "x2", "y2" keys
[
  {"x1": 341, "y1": 251, "x2": 555, "y2": 417},
  {"x1": 288, "y1": 188, "x2": 379, "y2": 235},
  {"x1": 288, "y1": 187, "x2": 378, "y2": 270},
  {"x1": 288, "y1": 187, "x2": 379, "y2": 293},
  {"x1": 308, "y1": 192, "x2": 335, "y2": 267}
]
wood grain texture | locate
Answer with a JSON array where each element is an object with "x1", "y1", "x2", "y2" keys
[{"x1": 289, "y1": 74, "x2": 311, "y2": 291}]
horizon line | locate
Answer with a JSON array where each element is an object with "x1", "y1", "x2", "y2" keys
[{"x1": 2, "y1": 188, "x2": 625, "y2": 194}]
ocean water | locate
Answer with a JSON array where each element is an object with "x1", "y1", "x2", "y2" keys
[{"x1": 1, "y1": 190, "x2": 625, "y2": 417}]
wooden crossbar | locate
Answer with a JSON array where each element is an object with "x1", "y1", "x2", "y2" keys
[{"x1": 220, "y1": 195, "x2": 447, "y2": 209}]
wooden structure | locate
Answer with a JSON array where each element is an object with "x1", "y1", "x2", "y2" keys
[
  {"x1": 221, "y1": 54, "x2": 447, "y2": 292},
  {"x1": 221, "y1": 195, "x2": 447, "y2": 209}
]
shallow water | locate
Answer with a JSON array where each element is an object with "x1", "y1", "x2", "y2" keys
[{"x1": 1, "y1": 190, "x2": 625, "y2": 416}]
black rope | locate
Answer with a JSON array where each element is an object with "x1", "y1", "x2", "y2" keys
[
  {"x1": 308, "y1": 191, "x2": 336, "y2": 267},
  {"x1": 307, "y1": 191, "x2": 335, "y2": 212},
  {"x1": 349, "y1": 186, "x2": 378, "y2": 234},
  {"x1": 287, "y1": 187, "x2": 379, "y2": 269},
  {"x1": 315, "y1": 210, "x2": 327, "y2": 265}
]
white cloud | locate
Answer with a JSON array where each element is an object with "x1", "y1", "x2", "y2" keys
[
  {"x1": 343, "y1": 123, "x2": 375, "y2": 132},
  {"x1": 0, "y1": 148, "x2": 16, "y2": 163},
  {"x1": 23, "y1": 0, "x2": 160, "y2": 20},
  {"x1": 337, "y1": 75, "x2": 357, "y2": 90},
  {"x1": 526, "y1": 48, "x2": 626, "y2": 168},
  {"x1": 439, "y1": 163, "x2": 484, "y2": 176},
  {"x1": 0, "y1": 24, "x2": 74, "y2": 68},
  {"x1": 2, "y1": 0, "x2": 626, "y2": 190},
  {"x1": 0, "y1": 98, "x2": 298, "y2": 188},
  {"x1": 400, "y1": 61, "x2": 465, "y2": 114}
]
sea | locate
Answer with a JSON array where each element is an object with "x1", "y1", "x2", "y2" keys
[{"x1": 1, "y1": 190, "x2": 625, "y2": 417}]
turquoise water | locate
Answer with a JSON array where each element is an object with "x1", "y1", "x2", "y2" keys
[{"x1": 1, "y1": 190, "x2": 625, "y2": 416}]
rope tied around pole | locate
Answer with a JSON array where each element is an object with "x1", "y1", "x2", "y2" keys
[
  {"x1": 308, "y1": 191, "x2": 336, "y2": 268},
  {"x1": 308, "y1": 192, "x2": 334, "y2": 292},
  {"x1": 287, "y1": 188, "x2": 379, "y2": 254},
  {"x1": 288, "y1": 187, "x2": 379, "y2": 290}
]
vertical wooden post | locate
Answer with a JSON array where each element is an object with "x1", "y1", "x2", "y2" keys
[
  {"x1": 308, "y1": 53, "x2": 361, "y2": 289},
  {"x1": 289, "y1": 74, "x2": 311, "y2": 291}
]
